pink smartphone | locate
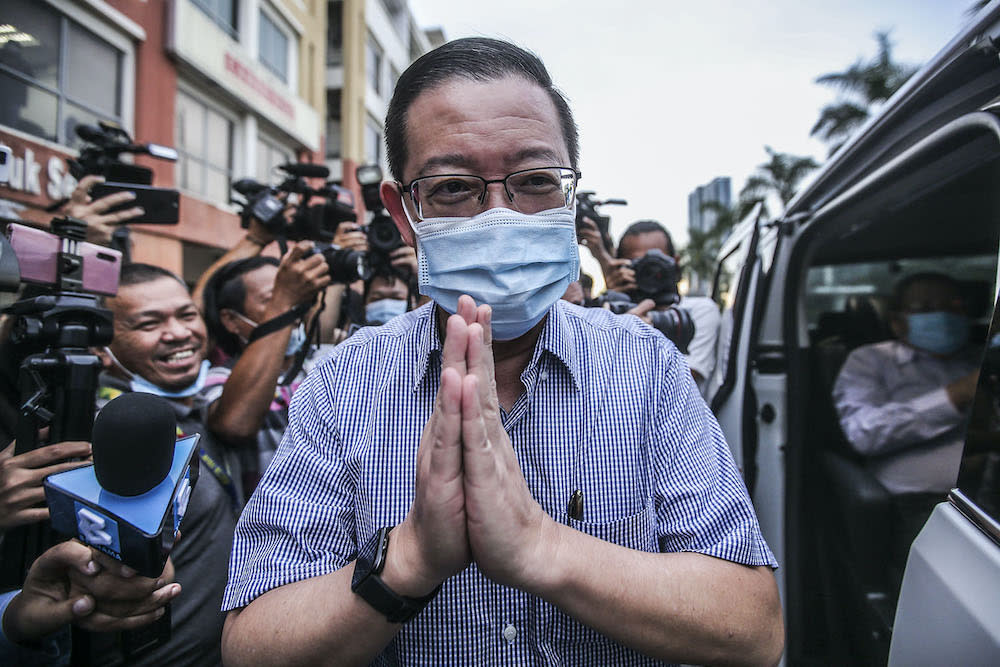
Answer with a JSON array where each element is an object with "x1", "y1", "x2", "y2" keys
[{"x1": 6, "y1": 223, "x2": 122, "y2": 295}]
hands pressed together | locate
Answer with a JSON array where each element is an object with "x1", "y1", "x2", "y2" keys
[{"x1": 387, "y1": 296, "x2": 557, "y2": 596}]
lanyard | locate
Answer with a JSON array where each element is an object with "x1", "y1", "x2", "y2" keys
[{"x1": 198, "y1": 446, "x2": 240, "y2": 517}]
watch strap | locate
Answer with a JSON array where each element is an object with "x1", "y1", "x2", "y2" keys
[{"x1": 351, "y1": 527, "x2": 440, "y2": 623}]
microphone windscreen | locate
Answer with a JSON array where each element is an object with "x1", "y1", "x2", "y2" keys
[
  {"x1": 75, "y1": 124, "x2": 106, "y2": 144},
  {"x1": 280, "y1": 162, "x2": 330, "y2": 179},
  {"x1": 92, "y1": 393, "x2": 177, "y2": 496}
]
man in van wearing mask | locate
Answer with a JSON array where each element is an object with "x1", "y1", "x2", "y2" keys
[
  {"x1": 222, "y1": 37, "x2": 782, "y2": 666},
  {"x1": 201, "y1": 243, "x2": 331, "y2": 492},
  {"x1": 833, "y1": 272, "x2": 980, "y2": 581},
  {"x1": 97, "y1": 262, "x2": 240, "y2": 666}
]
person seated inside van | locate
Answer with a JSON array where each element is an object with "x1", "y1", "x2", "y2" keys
[{"x1": 832, "y1": 272, "x2": 980, "y2": 585}]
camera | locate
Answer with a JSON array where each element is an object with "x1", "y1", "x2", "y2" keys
[
  {"x1": 305, "y1": 243, "x2": 371, "y2": 284},
  {"x1": 70, "y1": 122, "x2": 180, "y2": 225},
  {"x1": 356, "y1": 164, "x2": 406, "y2": 279},
  {"x1": 576, "y1": 191, "x2": 626, "y2": 253},
  {"x1": 630, "y1": 249, "x2": 682, "y2": 306},
  {"x1": 596, "y1": 290, "x2": 696, "y2": 353},
  {"x1": 232, "y1": 162, "x2": 358, "y2": 243}
]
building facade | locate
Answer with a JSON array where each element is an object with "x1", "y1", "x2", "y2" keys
[
  {"x1": 0, "y1": 0, "x2": 440, "y2": 285},
  {"x1": 324, "y1": 0, "x2": 443, "y2": 193},
  {"x1": 687, "y1": 176, "x2": 732, "y2": 236}
]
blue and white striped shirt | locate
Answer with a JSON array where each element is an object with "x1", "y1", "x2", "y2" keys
[{"x1": 223, "y1": 300, "x2": 776, "y2": 665}]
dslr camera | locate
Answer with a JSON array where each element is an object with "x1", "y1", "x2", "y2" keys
[
  {"x1": 231, "y1": 163, "x2": 369, "y2": 284},
  {"x1": 356, "y1": 164, "x2": 406, "y2": 280},
  {"x1": 594, "y1": 250, "x2": 695, "y2": 353}
]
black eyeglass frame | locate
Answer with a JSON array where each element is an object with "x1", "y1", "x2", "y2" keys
[{"x1": 399, "y1": 166, "x2": 582, "y2": 219}]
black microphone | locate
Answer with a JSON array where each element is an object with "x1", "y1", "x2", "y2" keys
[
  {"x1": 45, "y1": 393, "x2": 200, "y2": 577},
  {"x1": 279, "y1": 162, "x2": 330, "y2": 179}
]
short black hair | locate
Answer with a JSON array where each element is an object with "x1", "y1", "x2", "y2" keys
[
  {"x1": 889, "y1": 272, "x2": 961, "y2": 313},
  {"x1": 118, "y1": 263, "x2": 186, "y2": 289},
  {"x1": 203, "y1": 257, "x2": 279, "y2": 356},
  {"x1": 617, "y1": 220, "x2": 675, "y2": 257},
  {"x1": 579, "y1": 272, "x2": 593, "y2": 290},
  {"x1": 384, "y1": 37, "x2": 579, "y2": 180}
]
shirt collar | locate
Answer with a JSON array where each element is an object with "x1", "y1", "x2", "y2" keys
[
  {"x1": 534, "y1": 300, "x2": 582, "y2": 391},
  {"x1": 410, "y1": 300, "x2": 581, "y2": 392}
]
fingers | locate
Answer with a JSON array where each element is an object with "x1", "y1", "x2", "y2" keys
[
  {"x1": 27, "y1": 458, "x2": 93, "y2": 486},
  {"x1": 29, "y1": 539, "x2": 95, "y2": 580},
  {"x1": 629, "y1": 299, "x2": 656, "y2": 317},
  {"x1": 0, "y1": 440, "x2": 14, "y2": 461},
  {"x1": 428, "y1": 367, "x2": 463, "y2": 481},
  {"x1": 71, "y1": 175, "x2": 104, "y2": 205},
  {"x1": 440, "y1": 314, "x2": 469, "y2": 379},
  {"x1": 475, "y1": 304, "x2": 493, "y2": 348},
  {"x1": 460, "y1": 374, "x2": 493, "y2": 483},
  {"x1": 457, "y1": 295, "x2": 478, "y2": 325},
  {"x1": 16, "y1": 441, "x2": 92, "y2": 469},
  {"x1": 1, "y1": 507, "x2": 50, "y2": 529}
]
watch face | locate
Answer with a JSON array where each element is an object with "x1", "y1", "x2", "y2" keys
[{"x1": 352, "y1": 526, "x2": 391, "y2": 589}]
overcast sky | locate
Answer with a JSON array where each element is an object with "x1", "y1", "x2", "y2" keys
[{"x1": 407, "y1": 0, "x2": 979, "y2": 256}]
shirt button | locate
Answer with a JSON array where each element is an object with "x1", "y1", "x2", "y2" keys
[
  {"x1": 539, "y1": 370, "x2": 549, "y2": 381},
  {"x1": 502, "y1": 624, "x2": 517, "y2": 643}
]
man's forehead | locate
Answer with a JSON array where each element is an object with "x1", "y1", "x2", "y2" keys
[
  {"x1": 902, "y1": 279, "x2": 960, "y2": 306},
  {"x1": 112, "y1": 278, "x2": 194, "y2": 316},
  {"x1": 403, "y1": 76, "x2": 568, "y2": 177}
]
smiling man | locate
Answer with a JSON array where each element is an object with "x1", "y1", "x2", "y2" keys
[
  {"x1": 97, "y1": 263, "x2": 241, "y2": 666},
  {"x1": 222, "y1": 38, "x2": 782, "y2": 666}
]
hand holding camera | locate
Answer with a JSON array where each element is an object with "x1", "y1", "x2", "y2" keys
[
  {"x1": 270, "y1": 242, "x2": 333, "y2": 312},
  {"x1": 62, "y1": 176, "x2": 145, "y2": 245},
  {"x1": 333, "y1": 222, "x2": 369, "y2": 253}
]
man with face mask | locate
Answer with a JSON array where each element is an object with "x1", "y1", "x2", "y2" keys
[
  {"x1": 222, "y1": 38, "x2": 782, "y2": 666},
  {"x1": 833, "y1": 272, "x2": 980, "y2": 581},
  {"x1": 97, "y1": 263, "x2": 241, "y2": 666},
  {"x1": 201, "y1": 243, "x2": 330, "y2": 491}
]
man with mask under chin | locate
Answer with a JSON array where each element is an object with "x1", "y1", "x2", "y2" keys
[
  {"x1": 222, "y1": 37, "x2": 782, "y2": 666},
  {"x1": 833, "y1": 271, "x2": 981, "y2": 584},
  {"x1": 97, "y1": 262, "x2": 241, "y2": 666}
]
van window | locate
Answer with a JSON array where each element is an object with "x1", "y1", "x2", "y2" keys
[
  {"x1": 957, "y1": 296, "x2": 1000, "y2": 530},
  {"x1": 806, "y1": 255, "x2": 996, "y2": 339}
]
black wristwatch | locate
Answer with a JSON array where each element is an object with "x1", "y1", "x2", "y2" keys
[{"x1": 351, "y1": 526, "x2": 440, "y2": 623}]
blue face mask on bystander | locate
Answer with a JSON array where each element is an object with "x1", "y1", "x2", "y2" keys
[
  {"x1": 412, "y1": 207, "x2": 580, "y2": 340},
  {"x1": 365, "y1": 298, "x2": 408, "y2": 326},
  {"x1": 905, "y1": 311, "x2": 970, "y2": 356}
]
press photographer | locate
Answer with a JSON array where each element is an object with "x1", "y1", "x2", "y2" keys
[
  {"x1": 201, "y1": 244, "x2": 333, "y2": 492},
  {"x1": 580, "y1": 217, "x2": 721, "y2": 395}
]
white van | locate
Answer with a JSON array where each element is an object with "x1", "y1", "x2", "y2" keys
[{"x1": 709, "y1": 5, "x2": 1000, "y2": 664}]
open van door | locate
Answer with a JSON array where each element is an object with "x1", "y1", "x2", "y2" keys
[
  {"x1": 889, "y1": 289, "x2": 1000, "y2": 664},
  {"x1": 708, "y1": 204, "x2": 789, "y2": 600}
]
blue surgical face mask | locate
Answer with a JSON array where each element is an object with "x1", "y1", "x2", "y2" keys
[
  {"x1": 103, "y1": 346, "x2": 210, "y2": 398},
  {"x1": 129, "y1": 360, "x2": 210, "y2": 398},
  {"x1": 366, "y1": 298, "x2": 408, "y2": 325},
  {"x1": 411, "y1": 207, "x2": 580, "y2": 341},
  {"x1": 906, "y1": 311, "x2": 970, "y2": 356}
]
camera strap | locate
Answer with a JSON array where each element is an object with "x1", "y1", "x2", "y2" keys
[{"x1": 246, "y1": 301, "x2": 312, "y2": 344}]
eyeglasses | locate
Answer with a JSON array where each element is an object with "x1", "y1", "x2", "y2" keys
[{"x1": 401, "y1": 166, "x2": 581, "y2": 221}]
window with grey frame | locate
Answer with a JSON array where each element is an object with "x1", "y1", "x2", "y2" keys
[
  {"x1": 364, "y1": 117, "x2": 381, "y2": 166},
  {"x1": 366, "y1": 34, "x2": 382, "y2": 95},
  {"x1": 0, "y1": 0, "x2": 123, "y2": 149},
  {"x1": 327, "y1": 1, "x2": 343, "y2": 65},
  {"x1": 259, "y1": 9, "x2": 289, "y2": 82},
  {"x1": 174, "y1": 90, "x2": 234, "y2": 205},
  {"x1": 191, "y1": 0, "x2": 239, "y2": 39},
  {"x1": 326, "y1": 89, "x2": 342, "y2": 159}
]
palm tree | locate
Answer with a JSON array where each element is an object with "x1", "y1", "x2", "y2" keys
[
  {"x1": 811, "y1": 31, "x2": 918, "y2": 156},
  {"x1": 740, "y1": 146, "x2": 819, "y2": 216},
  {"x1": 680, "y1": 197, "x2": 757, "y2": 292}
]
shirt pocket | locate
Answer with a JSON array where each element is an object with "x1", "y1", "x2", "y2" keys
[{"x1": 545, "y1": 506, "x2": 657, "y2": 646}]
